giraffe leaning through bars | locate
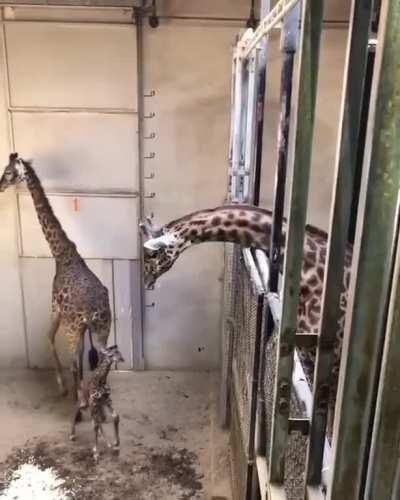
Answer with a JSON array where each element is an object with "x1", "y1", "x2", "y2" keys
[
  {"x1": 0, "y1": 153, "x2": 112, "y2": 399},
  {"x1": 140, "y1": 204, "x2": 353, "y2": 436}
]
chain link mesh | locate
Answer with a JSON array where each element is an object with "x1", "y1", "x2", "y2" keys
[{"x1": 221, "y1": 246, "x2": 310, "y2": 499}]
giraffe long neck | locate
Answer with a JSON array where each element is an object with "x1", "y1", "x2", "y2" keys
[
  {"x1": 24, "y1": 163, "x2": 76, "y2": 260},
  {"x1": 169, "y1": 205, "x2": 276, "y2": 252}
]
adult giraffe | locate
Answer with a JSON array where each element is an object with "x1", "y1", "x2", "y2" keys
[
  {"x1": 0, "y1": 153, "x2": 111, "y2": 398},
  {"x1": 140, "y1": 204, "x2": 352, "y2": 430}
]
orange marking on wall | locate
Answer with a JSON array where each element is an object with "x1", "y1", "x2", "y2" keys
[{"x1": 73, "y1": 198, "x2": 80, "y2": 212}]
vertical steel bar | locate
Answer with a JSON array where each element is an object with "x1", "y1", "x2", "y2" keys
[
  {"x1": 305, "y1": 0, "x2": 374, "y2": 486},
  {"x1": 269, "y1": 0, "x2": 324, "y2": 483},
  {"x1": 133, "y1": 7, "x2": 145, "y2": 369},
  {"x1": 365, "y1": 200, "x2": 400, "y2": 499},
  {"x1": 329, "y1": 0, "x2": 400, "y2": 496},
  {"x1": 244, "y1": 50, "x2": 260, "y2": 203},
  {"x1": 252, "y1": 0, "x2": 270, "y2": 207},
  {"x1": 255, "y1": 1, "x2": 298, "y2": 466},
  {"x1": 269, "y1": 3, "x2": 299, "y2": 301},
  {"x1": 231, "y1": 50, "x2": 244, "y2": 201}
]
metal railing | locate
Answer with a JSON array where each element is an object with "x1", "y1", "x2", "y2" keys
[{"x1": 222, "y1": 0, "x2": 400, "y2": 498}]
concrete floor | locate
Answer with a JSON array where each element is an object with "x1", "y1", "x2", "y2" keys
[{"x1": 0, "y1": 369, "x2": 232, "y2": 499}]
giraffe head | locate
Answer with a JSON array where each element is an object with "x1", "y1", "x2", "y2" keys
[
  {"x1": 99, "y1": 345, "x2": 124, "y2": 364},
  {"x1": 139, "y1": 217, "x2": 185, "y2": 287},
  {"x1": 0, "y1": 153, "x2": 27, "y2": 192}
]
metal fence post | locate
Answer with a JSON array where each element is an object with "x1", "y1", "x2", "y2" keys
[
  {"x1": 328, "y1": 0, "x2": 400, "y2": 496},
  {"x1": 269, "y1": 0, "x2": 324, "y2": 484},
  {"x1": 305, "y1": 0, "x2": 374, "y2": 488}
]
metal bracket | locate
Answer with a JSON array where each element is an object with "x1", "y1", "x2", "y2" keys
[
  {"x1": 144, "y1": 90, "x2": 156, "y2": 97},
  {"x1": 144, "y1": 192, "x2": 156, "y2": 198},
  {"x1": 144, "y1": 152, "x2": 155, "y2": 159},
  {"x1": 144, "y1": 112, "x2": 155, "y2": 119},
  {"x1": 144, "y1": 132, "x2": 156, "y2": 139},
  {"x1": 145, "y1": 302, "x2": 155, "y2": 308},
  {"x1": 145, "y1": 172, "x2": 155, "y2": 180}
]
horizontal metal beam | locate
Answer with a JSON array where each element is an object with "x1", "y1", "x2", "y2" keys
[
  {"x1": 10, "y1": 106, "x2": 137, "y2": 114},
  {"x1": 17, "y1": 189, "x2": 139, "y2": 198},
  {"x1": 242, "y1": 0, "x2": 300, "y2": 58}
]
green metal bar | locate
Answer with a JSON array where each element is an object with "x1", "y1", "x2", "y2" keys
[
  {"x1": 268, "y1": 0, "x2": 324, "y2": 484},
  {"x1": 329, "y1": 0, "x2": 400, "y2": 496},
  {"x1": 365, "y1": 206, "x2": 400, "y2": 499},
  {"x1": 305, "y1": 0, "x2": 374, "y2": 486},
  {"x1": 365, "y1": 0, "x2": 400, "y2": 496}
]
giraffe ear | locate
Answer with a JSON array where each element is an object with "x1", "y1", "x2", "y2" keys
[{"x1": 139, "y1": 217, "x2": 163, "y2": 239}]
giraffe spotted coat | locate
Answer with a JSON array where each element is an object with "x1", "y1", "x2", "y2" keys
[
  {"x1": 140, "y1": 204, "x2": 353, "y2": 422},
  {"x1": 0, "y1": 153, "x2": 111, "y2": 397}
]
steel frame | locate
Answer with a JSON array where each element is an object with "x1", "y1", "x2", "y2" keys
[
  {"x1": 224, "y1": 0, "x2": 400, "y2": 498},
  {"x1": 329, "y1": 0, "x2": 400, "y2": 496}
]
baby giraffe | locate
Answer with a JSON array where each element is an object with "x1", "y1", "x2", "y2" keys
[{"x1": 70, "y1": 345, "x2": 123, "y2": 461}]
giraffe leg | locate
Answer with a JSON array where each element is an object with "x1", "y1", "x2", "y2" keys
[
  {"x1": 71, "y1": 328, "x2": 85, "y2": 402},
  {"x1": 70, "y1": 403, "x2": 82, "y2": 441},
  {"x1": 106, "y1": 402, "x2": 120, "y2": 454},
  {"x1": 47, "y1": 313, "x2": 67, "y2": 396},
  {"x1": 92, "y1": 418, "x2": 100, "y2": 462}
]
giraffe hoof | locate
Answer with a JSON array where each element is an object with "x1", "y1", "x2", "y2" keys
[
  {"x1": 69, "y1": 434, "x2": 76, "y2": 442},
  {"x1": 75, "y1": 410, "x2": 83, "y2": 423},
  {"x1": 112, "y1": 445, "x2": 120, "y2": 455}
]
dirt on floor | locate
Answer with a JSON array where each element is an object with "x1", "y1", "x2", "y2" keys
[
  {"x1": 0, "y1": 370, "x2": 231, "y2": 500},
  {"x1": 0, "y1": 436, "x2": 204, "y2": 500}
]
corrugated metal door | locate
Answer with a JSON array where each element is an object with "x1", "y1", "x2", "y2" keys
[{"x1": 2, "y1": 7, "x2": 141, "y2": 369}]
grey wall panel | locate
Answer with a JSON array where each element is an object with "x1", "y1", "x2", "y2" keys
[
  {"x1": 113, "y1": 259, "x2": 136, "y2": 370},
  {"x1": 0, "y1": 28, "x2": 26, "y2": 368},
  {"x1": 5, "y1": 23, "x2": 137, "y2": 109},
  {"x1": 22, "y1": 257, "x2": 115, "y2": 368},
  {"x1": 18, "y1": 193, "x2": 139, "y2": 259},
  {"x1": 0, "y1": 190, "x2": 27, "y2": 367},
  {"x1": 3, "y1": 6, "x2": 135, "y2": 22},
  {"x1": 13, "y1": 112, "x2": 138, "y2": 193},
  {"x1": 142, "y1": 21, "x2": 234, "y2": 369}
]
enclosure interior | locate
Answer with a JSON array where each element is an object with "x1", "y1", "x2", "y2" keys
[{"x1": 0, "y1": 1, "x2": 350, "y2": 498}]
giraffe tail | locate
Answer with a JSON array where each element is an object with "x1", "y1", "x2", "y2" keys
[{"x1": 87, "y1": 327, "x2": 99, "y2": 371}]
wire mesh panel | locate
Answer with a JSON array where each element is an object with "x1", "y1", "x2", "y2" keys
[
  {"x1": 220, "y1": 243, "x2": 240, "y2": 427},
  {"x1": 264, "y1": 332, "x2": 309, "y2": 499},
  {"x1": 223, "y1": 249, "x2": 265, "y2": 500}
]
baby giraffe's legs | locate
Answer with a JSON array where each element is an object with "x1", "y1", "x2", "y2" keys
[
  {"x1": 92, "y1": 418, "x2": 101, "y2": 462},
  {"x1": 106, "y1": 402, "x2": 120, "y2": 454},
  {"x1": 70, "y1": 404, "x2": 82, "y2": 441}
]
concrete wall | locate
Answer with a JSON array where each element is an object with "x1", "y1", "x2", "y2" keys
[{"x1": 0, "y1": 1, "x2": 350, "y2": 370}]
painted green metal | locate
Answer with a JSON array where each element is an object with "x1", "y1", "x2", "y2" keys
[
  {"x1": 365, "y1": 212, "x2": 400, "y2": 499},
  {"x1": 305, "y1": 0, "x2": 374, "y2": 486},
  {"x1": 364, "y1": 0, "x2": 400, "y2": 496},
  {"x1": 329, "y1": 0, "x2": 400, "y2": 496},
  {"x1": 268, "y1": 0, "x2": 324, "y2": 484}
]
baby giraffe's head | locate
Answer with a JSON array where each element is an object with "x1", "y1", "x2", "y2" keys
[
  {"x1": 99, "y1": 345, "x2": 124, "y2": 364},
  {"x1": 0, "y1": 153, "x2": 27, "y2": 192},
  {"x1": 139, "y1": 217, "x2": 186, "y2": 288}
]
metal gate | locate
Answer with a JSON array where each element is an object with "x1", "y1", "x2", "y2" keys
[{"x1": 220, "y1": 0, "x2": 400, "y2": 498}]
